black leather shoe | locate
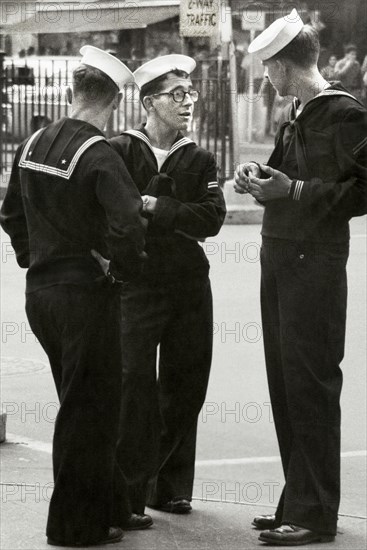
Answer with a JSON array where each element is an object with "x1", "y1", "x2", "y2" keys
[
  {"x1": 149, "y1": 498, "x2": 192, "y2": 514},
  {"x1": 121, "y1": 513, "x2": 153, "y2": 530},
  {"x1": 47, "y1": 527, "x2": 124, "y2": 547},
  {"x1": 252, "y1": 514, "x2": 279, "y2": 530},
  {"x1": 259, "y1": 524, "x2": 335, "y2": 546}
]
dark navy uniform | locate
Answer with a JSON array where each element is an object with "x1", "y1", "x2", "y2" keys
[
  {"x1": 259, "y1": 83, "x2": 367, "y2": 535},
  {"x1": 109, "y1": 126, "x2": 226, "y2": 513},
  {"x1": 0, "y1": 118, "x2": 146, "y2": 545}
]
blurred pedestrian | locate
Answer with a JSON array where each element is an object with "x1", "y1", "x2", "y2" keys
[
  {"x1": 334, "y1": 44, "x2": 362, "y2": 99},
  {"x1": 236, "y1": 42, "x2": 248, "y2": 94},
  {"x1": 0, "y1": 46, "x2": 147, "y2": 547},
  {"x1": 145, "y1": 45, "x2": 156, "y2": 60},
  {"x1": 158, "y1": 43, "x2": 170, "y2": 56},
  {"x1": 234, "y1": 10, "x2": 367, "y2": 547},
  {"x1": 320, "y1": 53, "x2": 337, "y2": 80}
]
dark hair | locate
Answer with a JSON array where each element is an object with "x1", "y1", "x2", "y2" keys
[
  {"x1": 344, "y1": 44, "x2": 357, "y2": 54},
  {"x1": 72, "y1": 64, "x2": 118, "y2": 107},
  {"x1": 139, "y1": 69, "x2": 190, "y2": 105},
  {"x1": 269, "y1": 25, "x2": 320, "y2": 69}
]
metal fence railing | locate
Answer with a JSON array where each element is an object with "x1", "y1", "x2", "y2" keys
[{"x1": 1, "y1": 55, "x2": 231, "y2": 184}]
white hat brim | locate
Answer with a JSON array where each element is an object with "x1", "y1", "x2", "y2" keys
[
  {"x1": 80, "y1": 45, "x2": 134, "y2": 90},
  {"x1": 248, "y1": 9, "x2": 304, "y2": 61},
  {"x1": 134, "y1": 54, "x2": 196, "y2": 89}
]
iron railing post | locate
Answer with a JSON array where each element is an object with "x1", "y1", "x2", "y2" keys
[{"x1": 0, "y1": 50, "x2": 6, "y2": 174}]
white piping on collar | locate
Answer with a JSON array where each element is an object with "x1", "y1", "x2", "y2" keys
[
  {"x1": 293, "y1": 88, "x2": 359, "y2": 118},
  {"x1": 19, "y1": 130, "x2": 106, "y2": 180},
  {"x1": 123, "y1": 129, "x2": 194, "y2": 160},
  {"x1": 123, "y1": 129, "x2": 153, "y2": 150},
  {"x1": 313, "y1": 88, "x2": 358, "y2": 101}
]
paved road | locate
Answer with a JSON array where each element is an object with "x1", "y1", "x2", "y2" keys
[{"x1": 1, "y1": 218, "x2": 366, "y2": 548}]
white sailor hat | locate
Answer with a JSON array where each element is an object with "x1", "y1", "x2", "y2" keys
[
  {"x1": 248, "y1": 9, "x2": 304, "y2": 61},
  {"x1": 79, "y1": 45, "x2": 134, "y2": 90},
  {"x1": 134, "y1": 54, "x2": 196, "y2": 89}
]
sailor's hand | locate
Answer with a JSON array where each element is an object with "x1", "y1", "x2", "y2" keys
[
  {"x1": 234, "y1": 162, "x2": 261, "y2": 194},
  {"x1": 247, "y1": 164, "x2": 292, "y2": 201},
  {"x1": 91, "y1": 249, "x2": 110, "y2": 276},
  {"x1": 142, "y1": 195, "x2": 157, "y2": 213}
]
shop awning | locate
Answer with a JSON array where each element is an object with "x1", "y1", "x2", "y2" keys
[{"x1": 0, "y1": 1, "x2": 180, "y2": 34}]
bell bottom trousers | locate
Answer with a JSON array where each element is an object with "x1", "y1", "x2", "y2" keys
[
  {"x1": 260, "y1": 238, "x2": 349, "y2": 536},
  {"x1": 116, "y1": 276, "x2": 213, "y2": 513},
  {"x1": 26, "y1": 282, "x2": 130, "y2": 545}
]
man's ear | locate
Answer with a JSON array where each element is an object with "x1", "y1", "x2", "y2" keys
[
  {"x1": 143, "y1": 96, "x2": 155, "y2": 111},
  {"x1": 66, "y1": 86, "x2": 73, "y2": 105},
  {"x1": 113, "y1": 91, "x2": 123, "y2": 110},
  {"x1": 277, "y1": 59, "x2": 291, "y2": 78}
]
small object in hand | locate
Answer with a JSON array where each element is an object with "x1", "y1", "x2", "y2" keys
[
  {"x1": 106, "y1": 270, "x2": 116, "y2": 284},
  {"x1": 142, "y1": 195, "x2": 150, "y2": 212}
]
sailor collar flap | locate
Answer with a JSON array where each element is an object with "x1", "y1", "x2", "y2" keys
[
  {"x1": 19, "y1": 121, "x2": 107, "y2": 180},
  {"x1": 122, "y1": 128, "x2": 195, "y2": 162},
  {"x1": 291, "y1": 87, "x2": 362, "y2": 121}
]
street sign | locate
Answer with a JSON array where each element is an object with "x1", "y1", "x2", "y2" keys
[
  {"x1": 220, "y1": 3, "x2": 232, "y2": 43},
  {"x1": 180, "y1": 0, "x2": 219, "y2": 37}
]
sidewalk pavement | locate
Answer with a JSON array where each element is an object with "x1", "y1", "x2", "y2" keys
[
  {"x1": 1, "y1": 437, "x2": 366, "y2": 550},
  {"x1": 0, "y1": 192, "x2": 365, "y2": 549}
]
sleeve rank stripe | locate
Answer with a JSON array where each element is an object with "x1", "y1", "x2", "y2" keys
[
  {"x1": 293, "y1": 180, "x2": 304, "y2": 200},
  {"x1": 353, "y1": 137, "x2": 367, "y2": 155}
]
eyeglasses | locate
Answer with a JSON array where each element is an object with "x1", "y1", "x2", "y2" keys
[{"x1": 152, "y1": 90, "x2": 199, "y2": 103}]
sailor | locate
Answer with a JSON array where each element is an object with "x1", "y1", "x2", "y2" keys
[
  {"x1": 0, "y1": 46, "x2": 150, "y2": 546},
  {"x1": 107, "y1": 54, "x2": 226, "y2": 516},
  {"x1": 234, "y1": 9, "x2": 367, "y2": 546}
]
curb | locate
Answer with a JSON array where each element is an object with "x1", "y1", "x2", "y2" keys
[
  {"x1": 225, "y1": 205, "x2": 264, "y2": 224},
  {"x1": 0, "y1": 413, "x2": 7, "y2": 443},
  {"x1": 223, "y1": 179, "x2": 263, "y2": 224}
]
